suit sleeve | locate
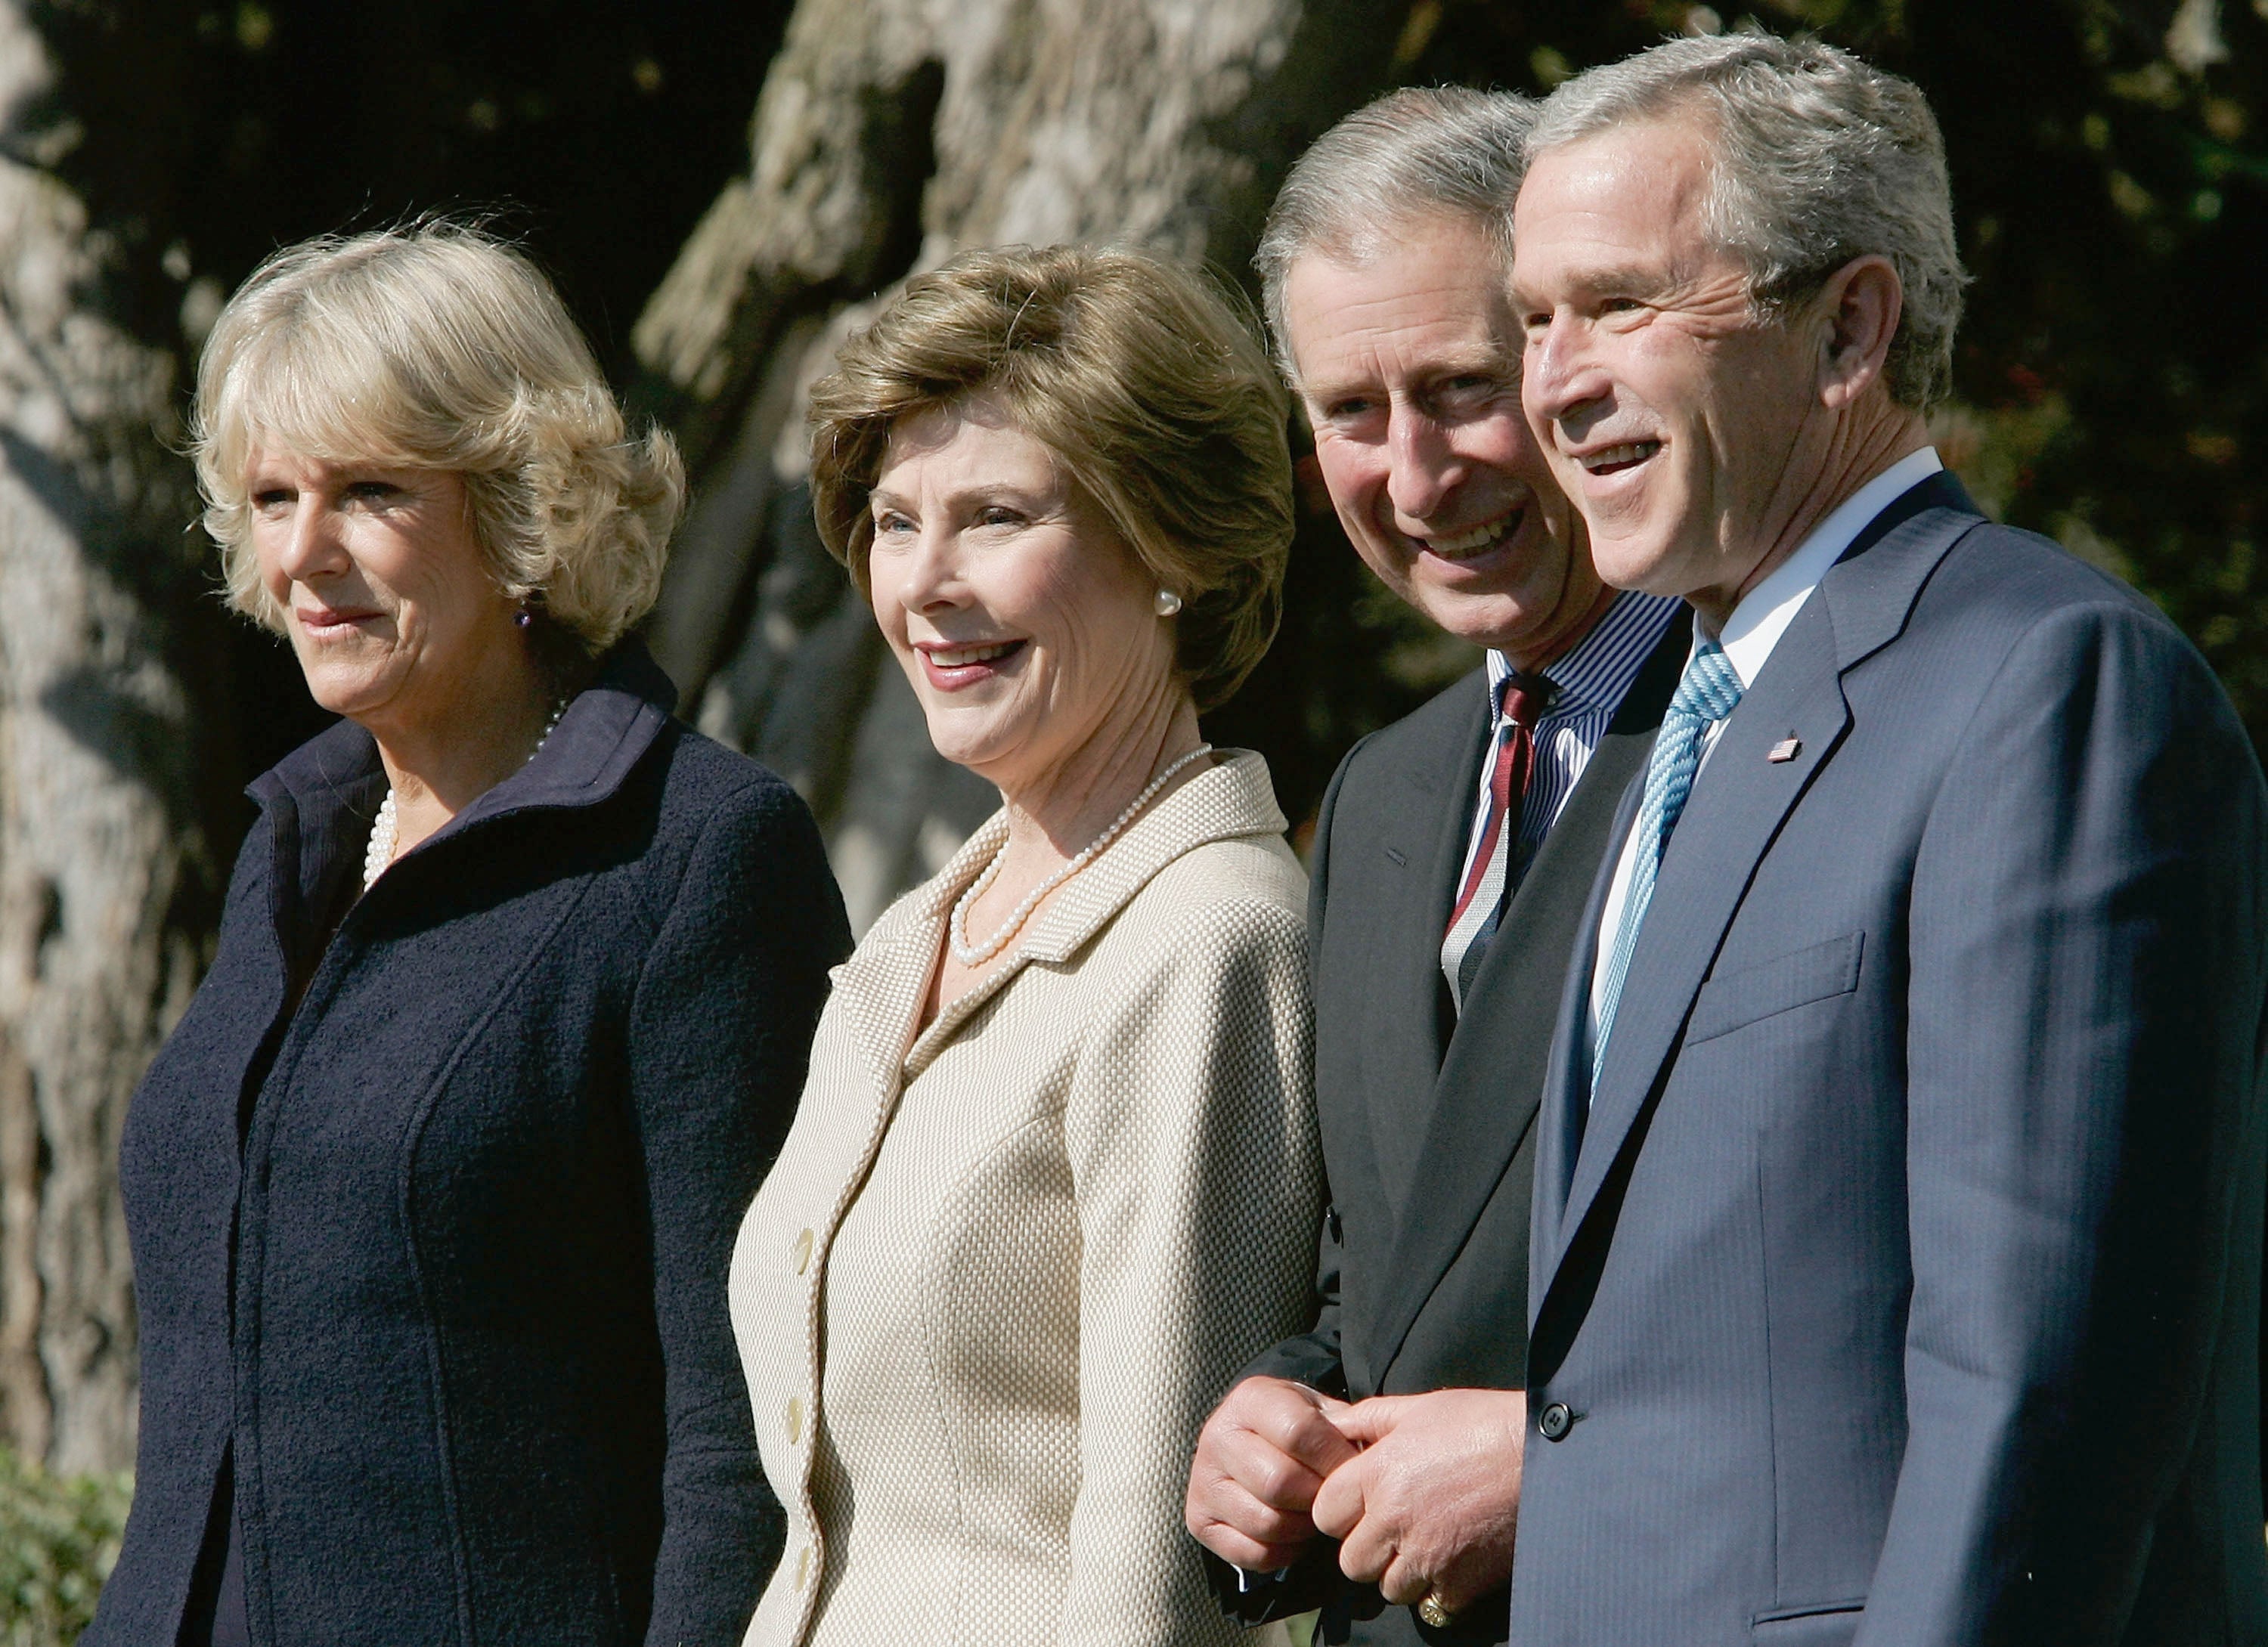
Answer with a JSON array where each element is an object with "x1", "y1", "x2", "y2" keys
[
  {"x1": 629, "y1": 778, "x2": 851, "y2": 1647},
  {"x1": 1201, "y1": 1175, "x2": 1347, "y2": 1626},
  {"x1": 1860, "y1": 600, "x2": 2268, "y2": 1644},
  {"x1": 1059, "y1": 892, "x2": 1326, "y2": 1647},
  {"x1": 1200, "y1": 758, "x2": 1358, "y2": 1626},
  {"x1": 1232, "y1": 745, "x2": 1359, "y2": 1396}
]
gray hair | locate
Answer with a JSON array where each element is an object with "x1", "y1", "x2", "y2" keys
[
  {"x1": 1254, "y1": 86, "x2": 1539, "y2": 383},
  {"x1": 1526, "y1": 31, "x2": 1967, "y2": 410}
]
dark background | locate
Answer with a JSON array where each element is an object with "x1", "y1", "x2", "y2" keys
[{"x1": 34, "y1": 0, "x2": 2266, "y2": 841}]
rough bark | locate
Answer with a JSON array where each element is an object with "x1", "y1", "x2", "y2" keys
[
  {"x1": 631, "y1": 0, "x2": 1415, "y2": 929},
  {"x1": 0, "y1": 0, "x2": 209, "y2": 1473}
]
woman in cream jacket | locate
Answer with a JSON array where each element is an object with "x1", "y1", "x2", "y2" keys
[{"x1": 730, "y1": 244, "x2": 1322, "y2": 1647}]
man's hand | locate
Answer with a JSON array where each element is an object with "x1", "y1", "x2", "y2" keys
[
  {"x1": 1186, "y1": 1376, "x2": 1363, "y2": 1571},
  {"x1": 1309, "y1": 1388, "x2": 1526, "y2": 1616}
]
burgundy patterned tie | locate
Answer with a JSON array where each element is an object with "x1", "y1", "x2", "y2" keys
[{"x1": 1441, "y1": 676, "x2": 1542, "y2": 1006}]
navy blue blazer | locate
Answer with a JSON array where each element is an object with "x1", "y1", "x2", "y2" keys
[
  {"x1": 88, "y1": 640, "x2": 849, "y2": 1647},
  {"x1": 1516, "y1": 474, "x2": 2268, "y2": 1646}
]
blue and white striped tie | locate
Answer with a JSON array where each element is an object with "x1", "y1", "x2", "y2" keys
[{"x1": 1591, "y1": 639, "x2": 1743, "y2": 1079}]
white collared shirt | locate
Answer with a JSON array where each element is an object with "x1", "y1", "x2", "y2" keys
[{"x1": 1583, "y1": 447, "x2": 1945, "y2": 1063}]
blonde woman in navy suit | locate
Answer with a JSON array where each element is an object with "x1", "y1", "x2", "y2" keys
[{"x1": 91, "y1": 223, "x2": 847, "y2": 1647}]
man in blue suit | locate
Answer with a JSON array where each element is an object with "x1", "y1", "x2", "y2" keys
[{"x1": 1507, "y1": 30, "x2": 2268, "y2": 1645}]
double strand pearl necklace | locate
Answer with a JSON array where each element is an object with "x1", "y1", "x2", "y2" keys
[
  {"x1": 361, "y1": 696, "x2": 569, "y2": 891},
  {"x1": 948, "y1": 743, "x2": 1213, "y2": 967}
]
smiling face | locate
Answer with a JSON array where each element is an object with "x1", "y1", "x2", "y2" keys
[
  {"x1": 1281, "y1": 212, "x2": 1604, "y2": 664},
  {"x1": 865, "y1": 401, "x2": 1181, "y2": 798},
  {"x1": 249, "y1": 447, "x2": 522, "y2": 736},
  {"x1": 1513, "y1": 116, "x2": 1832, "y2": 622}
]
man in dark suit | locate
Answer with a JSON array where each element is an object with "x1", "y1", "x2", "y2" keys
[
  {"x1": 1183, "y1": 88, "x2": 1684, "y2": 1644},
  {"x1": 1507, "y1": 32, "x2": 2268, "y2": 1644}
]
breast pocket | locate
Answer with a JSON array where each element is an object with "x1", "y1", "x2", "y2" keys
[
  {"x1": 1751, "y1": 1601, "x2": 1864, "y2": 1647},
  {"x1": 1687, "y1": 932, "x2": 1863, "y2": 1045}
]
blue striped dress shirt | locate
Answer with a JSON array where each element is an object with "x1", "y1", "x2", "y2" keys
[{"x1": 1450, "y1": 589, "x2": 1685, "y2": 899}]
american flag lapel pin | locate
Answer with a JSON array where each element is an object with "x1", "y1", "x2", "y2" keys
[{"x1": 1768, "y1": 735, "x2": 1802, "y2": 763}]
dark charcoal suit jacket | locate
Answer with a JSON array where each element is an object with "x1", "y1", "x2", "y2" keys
[
  {"x1": 1517, "y1": 472, "x2": 2268, "y2": 1646},
  {"x1": 1211, "y1": 615, "x2": 1686, "y2": 1645}
]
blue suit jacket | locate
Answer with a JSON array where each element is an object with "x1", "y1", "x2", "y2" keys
[{"x1": 1516, "y1": 473, "x2": 2268, "y2": 1646}]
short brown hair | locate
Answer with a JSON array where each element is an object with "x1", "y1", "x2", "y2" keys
[
  {"x1": 808, "y1": 244, "x2": 1293, "y2": 711},
  {"x1": 191, "y1": 221, "x2": 684, "y2": 652}
]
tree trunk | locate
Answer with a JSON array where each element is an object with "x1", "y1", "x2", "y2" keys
[
  {"x1": 0, "y1": 0, "x2": 211, "y2": 1474},
  {"x1": 631, "y1": 0, "x2": 1418, "y2": 928}
]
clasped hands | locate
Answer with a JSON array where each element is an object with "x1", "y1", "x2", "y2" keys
[{"x1": 1185, "y1": 1377, "x2": 1526, "y2": 1621}]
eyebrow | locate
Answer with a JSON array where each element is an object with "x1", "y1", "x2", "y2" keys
[
  {"x1": 1514, "y1": 260, "x2": 1673, "y2": 310},
  {"x1": 1303, "y1": 349, "x2": 1514, "y2": 403},
  {"x1": 868, "y1": 478, "x2": 1059, "y2": 513}
]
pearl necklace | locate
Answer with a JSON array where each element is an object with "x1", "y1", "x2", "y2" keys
[
  {"x1": 948, "y1": 743, "x2": 1213, "y2": 967},
  {"x1": 361, "y1": 697, "x2": 569, "y2": 891}
]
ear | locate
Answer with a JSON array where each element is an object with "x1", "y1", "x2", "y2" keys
[{"x1": 1813, "y1": 254, "x2": 1904, "y2": 410}]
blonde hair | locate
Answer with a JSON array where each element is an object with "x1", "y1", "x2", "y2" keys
[
  {"x1": 191, "y1": 221, "x2": 684, "y2": 652},
  {"x1": 808, "y1": 244, "x2": 1293, "y2": 711}
]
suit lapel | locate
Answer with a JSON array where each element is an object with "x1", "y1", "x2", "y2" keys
[
  {"x1": 1364, "y1": 621, "x2": 1685, "y2": 1382},
  {"x1": 827, "y1": 816, "x2": 1002, "y2": 1106},
  {"x1": 1355, "y1": 686, "x2": 1490, "y2": 1219},
  {"x1": 1535, "y1": 475, "x2": 1987, "y2": 1313},
  {"x1": 1559, "y1": 611, "x2": 1848, "y2": 1246},
  {"x1": 1529, "y1": 776, "x2": 1640, "y2": 1306}
]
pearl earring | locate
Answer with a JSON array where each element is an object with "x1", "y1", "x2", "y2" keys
[{"x1": 1154, "y1": 589, "x2": 1183, "y2": 618}]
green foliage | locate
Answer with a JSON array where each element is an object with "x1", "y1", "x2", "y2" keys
[{"x1": 0, "y1": 1453, "x2": 131, "y2": 1646}]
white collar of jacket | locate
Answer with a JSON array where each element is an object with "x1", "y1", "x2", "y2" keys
[{"x1": 829, "y1": 748, "x2": 1287, "y2": 1084}]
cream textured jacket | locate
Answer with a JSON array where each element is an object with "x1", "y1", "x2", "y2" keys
[{"x1": 730, "y1": 751, "x2": 1323, "y2": 1647}]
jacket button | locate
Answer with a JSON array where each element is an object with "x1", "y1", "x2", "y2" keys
[
  {"x1": 1538, "y1": 1401, "x2": 1573, "y2": 1441},
  {"x1": 786, "y1": 1397, "x2": 804, "y2": 1444},
  {"x1": 791, "y1": 1228, "x2": 814, "y2": 1274}
]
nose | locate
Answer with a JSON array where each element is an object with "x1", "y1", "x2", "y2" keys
[
  {"x1": 1383, "y1": 408, "x2": 1461, "y2": 525},
  {"x1": 275, "y1": 495, "x2": 345, "y2": 584},
  {"x1": 890, "y1": 521, "x2": 965, "y2": 615},
  {"x1": 1523, "y1": 314, "x2": 1607, "y2": 429}
]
